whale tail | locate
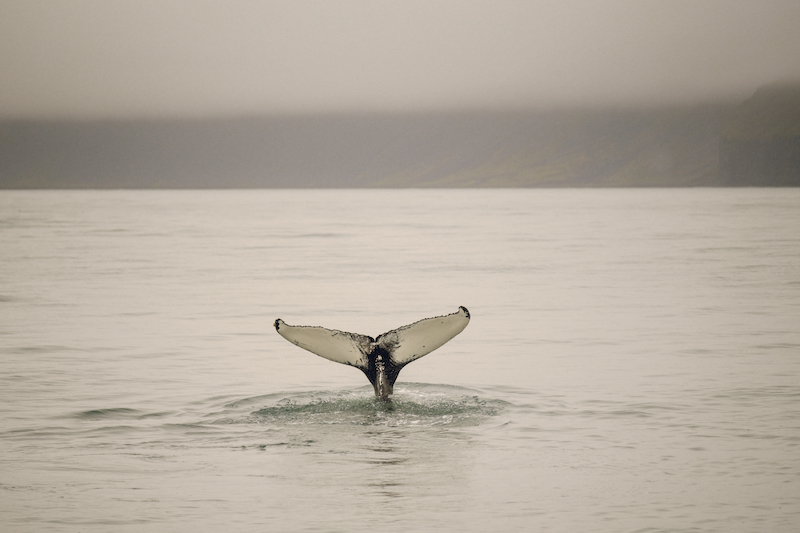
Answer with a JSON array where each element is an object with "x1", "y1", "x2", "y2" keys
[{"x1": 274, "y1": 307, "x2": 470, "y2": 399}]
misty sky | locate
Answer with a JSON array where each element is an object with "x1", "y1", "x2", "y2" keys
[{"x1": 2, "y1": 0, "x2": 800, "y2": 119}]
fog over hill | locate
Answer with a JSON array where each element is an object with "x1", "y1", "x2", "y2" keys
[
  {"x1": 2, "y1": 87, "x2": 799, "y2": 188},
  {"x1": 720, "y1": 83, "x2": 800, "y2": 186}
]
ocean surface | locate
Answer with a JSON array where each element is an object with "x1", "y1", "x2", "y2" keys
[{"x1": 1, "y1": 188, "x2": 799, "y2": 532}]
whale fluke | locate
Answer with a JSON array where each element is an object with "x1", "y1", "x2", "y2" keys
[{"x1": 274, "y1": 306, "x2": 470, "y2": 400}]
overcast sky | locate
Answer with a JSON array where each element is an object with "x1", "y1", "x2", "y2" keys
[{"x1": 2, "y1": 0, "x2": 800, "y2": 119}]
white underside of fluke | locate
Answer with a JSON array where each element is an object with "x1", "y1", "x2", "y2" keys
[{"x1": 274, "y1": 306, "x2": 470, "y2": 374}]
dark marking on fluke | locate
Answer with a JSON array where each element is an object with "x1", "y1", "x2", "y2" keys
[{"x1": 273, "y1": 307, "x2": 470, "y2": 401}]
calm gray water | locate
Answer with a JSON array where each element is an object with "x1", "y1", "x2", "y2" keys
[{"x1": 1, "y1": 189, "x2": 799, "y2": 532}]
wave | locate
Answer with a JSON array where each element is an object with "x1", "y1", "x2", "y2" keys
[{"x1": 71, "y1": 408, "x2": 175, "y2": 420}]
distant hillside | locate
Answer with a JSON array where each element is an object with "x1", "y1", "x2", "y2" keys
[
  {"x1": 0, "y1": 89, "x2": 797, "y2": 188},
  {"x1": 719, "y1": 83, "x2": 800, "y2": 186}
]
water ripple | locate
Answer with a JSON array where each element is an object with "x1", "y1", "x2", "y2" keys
[{"x1": 216, "y1": 384, "x2": 507, "y2": 428}]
